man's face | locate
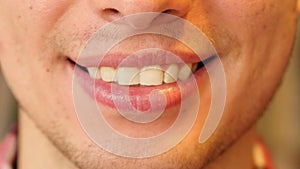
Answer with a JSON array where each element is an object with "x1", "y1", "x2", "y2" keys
[{"x1": 0, "y1": 0, "x2": 298, "y2": 168}]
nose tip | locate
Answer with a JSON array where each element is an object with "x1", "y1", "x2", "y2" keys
[{"x1": 99, "y1": 0, "x2": 191, "y2": 30}]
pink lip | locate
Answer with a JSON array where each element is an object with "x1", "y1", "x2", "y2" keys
[{"x1": 75, "y1": 61, "x2": 208, "y2": 112}]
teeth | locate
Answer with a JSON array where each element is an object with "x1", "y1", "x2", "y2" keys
[
  {"x1": 191, "y1": 64, "x2": 198, "y2": 72},
  {"x1": 178, "y1": 63, "x2": 192, "y2": 81},
  {"x1": 140, "y1": 65, "x2": 163, "y2": 86},
  {"x1": 87, "y1": 63, "x2": 197, "y2": 86},
  {"x1": 100, "y1": 67, "x2": 116, "y2": 82},
  {"x1": 164, "y1": 64, "x2": 179, "y2": 83},
  {"x1": 87, "y1": 67, "x2": 101, "y2": 79},
  {"x1": 116, "y1": 67, "x2": 140, "y2": 85}
]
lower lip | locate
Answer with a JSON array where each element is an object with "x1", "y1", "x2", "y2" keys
[{"x1": 75, "y1": 64, "x2": 208, "y2": 113}]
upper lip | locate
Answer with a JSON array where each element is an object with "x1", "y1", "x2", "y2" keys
[{"x1": 72, "y1": 50, "x2": 214, "y2": 68}]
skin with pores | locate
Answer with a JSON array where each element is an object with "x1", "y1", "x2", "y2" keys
[{"x1": 0, "y1": 1, "x2": 299, "y2": 169}]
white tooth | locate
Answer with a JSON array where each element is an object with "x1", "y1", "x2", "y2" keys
[
  {"x1": 116, "y1": 67, "x2": 140, "y2": 85},
  {"x1": 191, "y1": 63, "x2": 198, "y2": 72},
  {"x1": 140, "y1": 65, "x2": 163, "y2": 86},
  {"x1": 87, "y1": 67, "x2": 101, "y2": 79},
  {"x1": 164, "y1": 64, "x2": 179, "y2": 83},
  {"x1": 100, "y1": 67, "x2": 116, "y2": 82},
  {"x1": 178, "y1": 63, "x2": 192, "y2": 81}
]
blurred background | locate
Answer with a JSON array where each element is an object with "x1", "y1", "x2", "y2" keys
[
  {"x1": 257, "y1": 19, "x2": 300, "y2": 169},
  {"x1": 0, "y1": 19, "x2": 299, "y2": 169},
  {"x1": 0, "y1": 70, "x2": 17, "y2": 139}
]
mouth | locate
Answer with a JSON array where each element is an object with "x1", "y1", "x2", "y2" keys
[
  {"x1": 70, "y1": 53, "x2": 215, "y2": 112},
  {"x1": 75, "y1": 58, "x2": 210, "y2": 85}
]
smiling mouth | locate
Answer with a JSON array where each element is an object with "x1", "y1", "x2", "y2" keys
[
  {"x1": 70, "y1": 53, "x2": 215, "y2": 112},
  {"x1": 71, "y1": 55, "x2": 215, "y2": 86}
]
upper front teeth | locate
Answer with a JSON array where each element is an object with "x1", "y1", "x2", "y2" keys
[
  {"x1": 100, "y1": 67, "x2": 116, "y2": 82},
  {"x1": 87, "y1": 63, "x2": 197, "y2": 86},
  {"x1": 178, "y1": 63, "x2": 192, "y2": 81},
  {"x1": 164, "y1": 64, "x2": 179, "y2": 83},
  {"x1": 140, "y1": 65, "x2": 164, "y2": 86},
  {"x1": 116, "y1": 67, "x2": 140, "y2": 85}
]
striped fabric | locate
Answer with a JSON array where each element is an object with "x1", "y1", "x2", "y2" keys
[
  {"x1": 0, "y1": 126, "x2": 17, "y2": 169},
  {"x1": 253, "y1": 140, "x2": 274, "y2": 169}
]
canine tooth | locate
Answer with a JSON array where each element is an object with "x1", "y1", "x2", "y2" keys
[
  {"x1": 100, "y1": 67, "x2": 116, "y2": 82},
  {"x1": 164, "y1": 64, "x2": 179, "y2": 83},
  {"x1": 116, "y1": 67, "x2": 140, "y2": 85},
  {"x1": 140, "y1": 65, "x2": 163, "y2": 86},
  {"x1": 87, "y1": 67, "x2": 101, "y2": 79},
  {"x1": 178, "y1": 63, "x2": 192, "y2": 81}
]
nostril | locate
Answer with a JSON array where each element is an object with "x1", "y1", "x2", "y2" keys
[
  {"x1": 162, "y1": 9, "x2": 182, "y2": 16},
  {"x1": 103, "y1": 8, "x2": 120, "y2": 15},
  {"x1": 162, "y1": 9, "x2": 173, "y2": 14},
  {"x1": 101, "y1": 8, "x2": 122, "y2": 22}
]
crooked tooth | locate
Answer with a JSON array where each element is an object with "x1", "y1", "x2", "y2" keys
[
  {"x1": 140, "y1": 65, "x2": 163, "y2": 86},
  {"x1": 100, "y1": 67, "x2": 116, "y2": 82},
  {"x1": 164, "y1": 64, "x2": 179, "y2": 83},
  {"x1": 98, "y1": 63, "x2": 195, "y2": 85},
  {"x1": 87, "y1": 67, "x2": 101, "y2": 79},
  {"x1": 178, "y1": 63, "x2": 192, "y2": 81},
  {"x1": 116, "y1": 67, "x2": 140, "y2": 85}
]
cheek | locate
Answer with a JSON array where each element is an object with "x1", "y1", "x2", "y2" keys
[
  {"x1": 2, "y1": 1, "x2": 74, "y2": 66},
  {"x1": 205, "y1": 0, "x2": 296, "y2": 85},
  {"x1": 199, "y1": 0, "x2": 297, "y2": 138},
  {"x1": 209, "y1": 1, "x2": 281, "y2": 40},
  {"x1": 0, "y1": 0, "x2": 75, "y2": 113},
  {"x1": 16, "y1": 1, "x2": 72, "y2": 34}
]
